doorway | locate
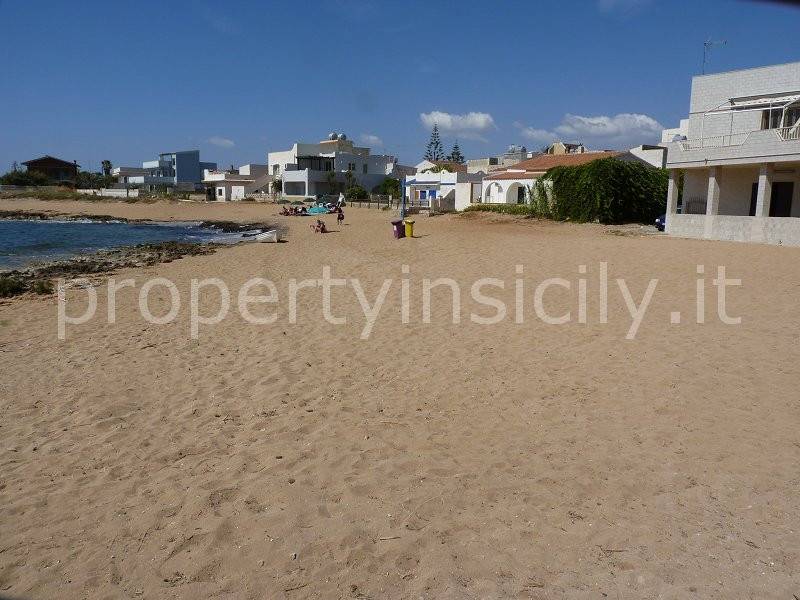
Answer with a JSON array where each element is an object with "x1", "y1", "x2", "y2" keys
[{"x1": 770, "y1": 182, "x2": 794, "y2": 217}]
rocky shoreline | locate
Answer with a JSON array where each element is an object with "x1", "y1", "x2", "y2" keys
[{"x1": 0, "y1": 212, "x2": 282, "y2": 298}]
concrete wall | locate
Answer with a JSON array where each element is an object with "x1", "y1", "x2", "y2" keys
[
  {"x1": 628, "y1": 146, "x2": 667, "y2": 168},
  {"x1": 687, "y1": 62, "x2": 800, "y2": 138},
  {"x1": 238, "y1": 164, "x2": 269, "y2": 177},
  {"x1": 689, "y1": 62, "x2": 800, "y2": 113},
  {"x1": 332, "y1": 151, "x2": 394, "y2": 176},
  {"x1": 667, "y1": 213, "x2": 800, "y2": 246},
  {"x1": 467, "y1": 157, "x2": 499, "y2": 174},
  {"x1": 76, "y1": 188, "x2": 139, "y2": 198},
  {"x1": 661, "y1": 119, "x2": 689, "y2": 143},
  {"x1": 454, "y1": 182, "x2": 481, "y2": 211}
]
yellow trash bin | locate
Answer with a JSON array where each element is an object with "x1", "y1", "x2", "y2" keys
[{"x1": 404, "y1": 219, "x2": 415, "y2": 238}]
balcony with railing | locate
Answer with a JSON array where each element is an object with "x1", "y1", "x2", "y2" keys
[
  {"x1": 678, "y1": 132, "x2": 750, "y2": 150},
  {"x1": 775, "y1": 126, "x2": 800, "y2": 141},
  {"x1": 668, "y1": 125, "x2": 800, "y2": 167}
]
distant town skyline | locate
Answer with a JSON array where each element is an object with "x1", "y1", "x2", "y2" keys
[{"x1": 1, "y1": 0, "x2": 799, "y2": 171}]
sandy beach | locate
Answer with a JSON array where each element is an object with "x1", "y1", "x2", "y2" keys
[{"x1": 1, "y1": 198, "x2": 800, "y2": 599}]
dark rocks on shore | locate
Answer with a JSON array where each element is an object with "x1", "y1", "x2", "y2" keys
[
  {"x1": 198, "y1": 220, "x2": 274, "y2": 233},
  {"x1": 0, "y1": 209, "x2": 130, "y2": 223},
  {"x1": 0, "y1": 211, "x2": 284, "y2": 299},
  {"x1": 0, "y1": 241, "x2": 220, "y2": 299}
]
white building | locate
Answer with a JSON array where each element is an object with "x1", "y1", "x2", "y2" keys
[
  {"x1": 202, "y1": 164, "x2": 272, "y2": 201},
  {"x1": 628, "y1": 145, "x2": 667, "y2": 169},
  {"x1": 404, "y1": 161, "x2": 482, "y2": 211},
  {"x1": 664, "y1": 62, "x2": 800, "y2": 245},
  {"x1": 268, "y1": 132, "x2": 409, "y2": 197},
  {"x1": 481, "y1": 151, "x2": 623, "y2": 205}
]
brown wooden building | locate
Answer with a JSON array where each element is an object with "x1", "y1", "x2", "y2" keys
[{"x1": 22, "y1": 155, "x2": 79, "y2": 182}]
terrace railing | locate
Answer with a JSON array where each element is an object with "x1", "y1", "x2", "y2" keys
[
  {"x1": 679, "y1": 132, "x2": 750, "y2": 150},
  {"x1": 775, "y1": 126, "x2": 800, "y2": 141}
]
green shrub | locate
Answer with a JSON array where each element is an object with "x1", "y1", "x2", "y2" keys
[
  {"x1": 32, "y1": 280, "x2": 54, "y2": 295},
  {"x1": 75, "y1": 171, "x2": 117, "y2": 190},
  {"x1": 345, "y1": 185, "x2": 368, "y2": 200},
  {"x1": 463, "y1": 204, "x2": 537, "y2": 216},
  {"x1": 543, "y1": 158, "x2": 667, "y2": 224},
  {"x1": 0, "y1": 276, "x2": 27, "y2": 298},
  {"x1": 372, "y1": 177, "x2": 401, "y2": 197},
  {"x1": 0, "y1": 169, "x2": 52, "y2": 186}
]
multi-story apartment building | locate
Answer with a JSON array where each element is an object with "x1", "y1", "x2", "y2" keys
[
  {"x1": 664, "y1": 62, "x2": 800, "y2": 245},
  {"x1": 113, "y1": 150, "x2": 216, "y2": 191},
  {"x1": 268, "y1": 132, "x2": 408, "y2": 197}
]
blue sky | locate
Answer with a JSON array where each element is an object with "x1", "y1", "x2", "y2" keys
[{"x1": 1, "y1": 0, "x2": 799, "y2": 171}]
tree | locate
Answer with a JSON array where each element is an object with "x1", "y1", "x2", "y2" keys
[
  {"x1": 75, "y1": 170, "x2": 116, "y2": 189},
  {"x1": 0, "y1": 169, "x2": 51, "y2": 186},
  {"x1": 344, "y1": 169, "x2": 355, "y2": 190},
  {"x1": 101, "y1": 160, "x2": 112, "y2": 176},
  {"x1": 373, "y1": 177, "x2": 400, "y2": 197},
  {"x1": 447, "y1": 141, "x2": 465, "y2": 164},
  {"x1": 345, "y1": 184, "x2": 368, "y2": 200},
  {"x1": 424, "y1": 124, "x2": 445, "y2": 161}
]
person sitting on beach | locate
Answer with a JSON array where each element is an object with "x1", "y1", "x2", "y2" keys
[
  {"x1": 300, "y1": 206, "x2": 308, "y2": 215},
  {"x1": 309, "y1": 219, "x2": 327, "y2": 233}
]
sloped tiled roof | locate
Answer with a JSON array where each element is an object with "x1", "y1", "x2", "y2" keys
[
  {"x1": 485, "y1": 151, "x2": 621, "y2": 180},
  {"x1": 22, "y1": 155, "x2": 79, "y2": 168}
]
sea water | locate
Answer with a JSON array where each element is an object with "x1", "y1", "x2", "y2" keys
[{"x1": 0, "y1": 219, "x2": 248, "y2": 270}]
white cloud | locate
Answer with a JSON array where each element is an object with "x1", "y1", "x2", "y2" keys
[
  {"x1": 360, "y1": 133, "x2": 383, "y2": 147},
  {"x1": 518, "y1": 127, "x2": 558, "y2": 145},
  {"x1": 516, "y1": 113, "x2": 663, "y2": 149},
  {"x1": 420, "y1": 110, "x2": 496, "y2": 141},
  {"x1": 556, "y1": 113, "x2": 663, "y2": 146},
  {"x1": 207, "y1": 136, "x2": 235, "y2": 148}
]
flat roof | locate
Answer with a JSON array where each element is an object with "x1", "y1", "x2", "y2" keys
[{"x1": 695, "y1": 60, "x2": 800, "y2": 79}]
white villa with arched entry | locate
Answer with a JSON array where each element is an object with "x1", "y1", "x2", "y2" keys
[{"x1": 481, "y1": 151, "x2": 623, "y2": 205}]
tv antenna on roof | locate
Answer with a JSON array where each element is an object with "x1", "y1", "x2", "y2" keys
[{"x1": 702, "y1": 38, "x2": 727, "y2": 75}]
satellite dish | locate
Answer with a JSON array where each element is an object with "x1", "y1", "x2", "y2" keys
[{"x1": 338, "y1": 133, "x2": 347, "y2": 141}]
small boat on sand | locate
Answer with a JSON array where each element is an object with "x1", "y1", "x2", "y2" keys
[{"x1": 254, "y1": 229, "x2": 280, "y2": 243}]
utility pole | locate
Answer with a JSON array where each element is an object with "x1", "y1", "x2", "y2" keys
[{"x1": 702, "y1": 38, "x2": 727, "y2": 75}]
